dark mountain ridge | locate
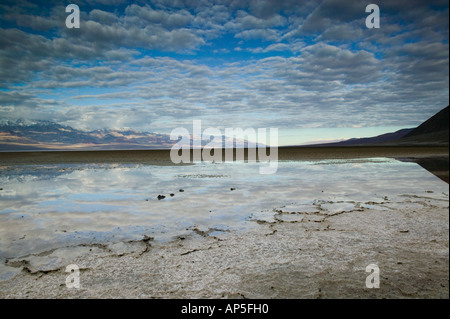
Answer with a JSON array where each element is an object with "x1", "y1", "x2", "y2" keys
[
  {"x1": 403, "y1": 106, "x2": 449, "y2": 138},
  {"x1": 304, "y1": 106, "x2": 449, "y2": 147}
]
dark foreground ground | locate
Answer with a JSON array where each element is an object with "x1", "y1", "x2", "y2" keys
[{"x1": 1, "y1": 145, "x2": 448, "y2": 163}]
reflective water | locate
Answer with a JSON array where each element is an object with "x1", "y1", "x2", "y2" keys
[{"x1": 0, "y1": 158, "x2": 448, "y2": 276}]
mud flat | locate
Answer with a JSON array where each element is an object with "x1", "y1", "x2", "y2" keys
[{"x1": 0, "y1": 146, "x2": 448, "y2": 165}]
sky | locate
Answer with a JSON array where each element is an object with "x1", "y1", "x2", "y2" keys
[{"x1": 0, "y1": 0, "x2": 448, "y2": 146}]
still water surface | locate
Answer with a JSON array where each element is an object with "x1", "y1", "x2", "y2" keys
[{"x1": 0, "y1": 158, "x2": 448, "y2": 263}]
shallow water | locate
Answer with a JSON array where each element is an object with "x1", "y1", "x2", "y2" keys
[{"x1": 0, "y1": 158, "x2": 448, "y2": 279}]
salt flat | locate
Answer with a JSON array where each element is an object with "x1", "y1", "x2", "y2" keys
[{"x1": 0, "y1": 148, "x2": 448, "y2": 298}]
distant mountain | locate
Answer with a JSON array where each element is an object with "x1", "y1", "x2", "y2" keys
[
  {"x1": 308, "y1": 128, "x2": 414, "y2": 147},
  {"x1": 0, "y1": 120, "x2": 257, "y2": 151},
  {"x1": 304, "y1": 105, "x2": 449, "y2": 147},
  {"x1": 0, "y1": 120, "x2": 176, "y2": 150}
]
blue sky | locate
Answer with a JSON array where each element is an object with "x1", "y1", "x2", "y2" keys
[{"x1": 0, "y1": 0, "x2": 448, "y2": 146}]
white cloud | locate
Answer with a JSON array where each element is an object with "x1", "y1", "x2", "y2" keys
[{"x1": 0, "y1": 0, "x2": 448, "y2": 136}]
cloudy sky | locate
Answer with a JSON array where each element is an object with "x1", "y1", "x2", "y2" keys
[{"x1": 0, "y1": 0, "x2": 448, "y2": 145}]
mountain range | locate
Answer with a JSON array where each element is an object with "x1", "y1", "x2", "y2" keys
[
  {"x1": 306, "y1": 105, "x2": 448, "y2": 147},
  {"x1": 0, "y1": 120, "x2": 255, "y2": 151},
  {"x1": 0, "y1": 106, "x2": 448, "y2": 150},
  {"x1": 0, "y1": 120, "x2": 175, "y2": 150}
]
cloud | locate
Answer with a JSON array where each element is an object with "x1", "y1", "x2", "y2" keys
[
  {"x1": 0, "y1": 0, "x2": 448, "y2": 138},
  {"x1": 89, "y1": 9, "x2": 119, "y2": 25},
  {"x1": 0, "y1": 27, "x2": 139, "y2": 85},
  {"x1": 229, "y1": 10, "x2": 286, "y2": 29},
  {"x1": 63, "y1": 19, "x2": 205, "y2": 52},
  {"x1": 125, "y1": 4, "x2": 193, "y2": 28},
  {"x1": 249, "y1": 43, "x2": 292, "y2": 53},
  {"x1": 235, "y1": 28, "x2": 280, "y2": 41},
  {"x1": 0, "y1": 89, "x2": 66, "y2": 123},
  {"x1": 317, "y1": 23, "x2": 363, "y2": 41},
  {"x1": 268, "y1": 43, "x2": 382, "y2": 88},
  {"x1": 301, "y1": 0, "x2": 366, "y2": 33},
  {"x1": 85, "y1": 0, "x2": 128, "y2": 5}
]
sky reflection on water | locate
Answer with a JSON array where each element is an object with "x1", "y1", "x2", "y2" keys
[{"x1": 0, "y1": 158, "x2": 448, "y2": 261}]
